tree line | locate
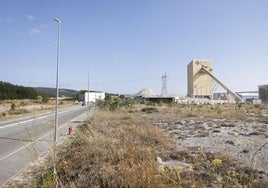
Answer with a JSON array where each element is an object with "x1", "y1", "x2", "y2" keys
[{"x1": 0, "y1": 81, "x2": 38, "y2": 100}]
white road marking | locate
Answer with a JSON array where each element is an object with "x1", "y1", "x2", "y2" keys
[
  {"x1": 0, "y1": 112, "x2": 87, "y2": 162},
  {"x1": 0, "y1": 142, "x2": 32, "y2": 162},
  {"x1": 0, "y1": 106, "x2": 83, "y2": 129}
]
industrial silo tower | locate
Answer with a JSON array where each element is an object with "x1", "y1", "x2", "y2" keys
[
  {"x1": 187, "y1": 60, "x2": 213, "y2": 99},
  {"x1": 187, "y1": 59, "x2": 243, "y2": 103},
  {"x1": 258, "y1": 84, "x2": 268, "y2": 104}
]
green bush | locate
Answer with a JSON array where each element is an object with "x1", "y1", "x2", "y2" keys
[
  {"x1": 20, "y1": 101, "x2": 28, "y2": 106},
  {"x1": 41, "y1": 93, "x2": 49, "y2": 103},
  {"x1": 97, "y1": 96, "x2": 133, "y2": 111},
  {"x1": 11, "y1": 103, "x2": 16, "y2": 111},
  {"x1": 37, "y1": 170, "x2": 54, "y2": 188}
]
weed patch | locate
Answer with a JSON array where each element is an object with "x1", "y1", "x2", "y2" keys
[
  {"x1": 6, "y1": 104, "x2": 268, "y2": 187},
  {"x1": 8, "y1": 108, "x2": 30, "y2": 115},
  {"x1": 141, "y1": 107, "x2": 159, "y2": 113}
]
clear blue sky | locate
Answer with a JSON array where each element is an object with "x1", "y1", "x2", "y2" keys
[{"x1": 1, "y1": 0, "x2": 267, "y2": 95}]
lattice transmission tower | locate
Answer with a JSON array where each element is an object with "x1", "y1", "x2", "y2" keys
[{"x1": 161, "y1": 73, "x2": 167, "y2": 96}]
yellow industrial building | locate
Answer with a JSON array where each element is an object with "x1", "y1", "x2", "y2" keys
[
  {"x1": 187, "y1": 59, "x2": 243, "y2": 103},
  {"x1": 187, "y1": 60, "x2": 213, "y2": 99}
]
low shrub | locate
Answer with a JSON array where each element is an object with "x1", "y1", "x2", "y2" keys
[
  {"x1": 141, "y1": 107, "x2": 159, "y2": 113},
  {"x1": 8, "y1": 109, "x2": 30, "y2": 115}
]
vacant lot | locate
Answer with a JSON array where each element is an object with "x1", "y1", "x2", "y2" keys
[
  {"x1": 4, "y1": 103, "x2": 268, "y2": 187},
  {"x1": 154, "y1": 104, "x2": 268, "y2": 173},
  {"x1": 0, "y1": 99, "x2": 78, "y2": 121}
]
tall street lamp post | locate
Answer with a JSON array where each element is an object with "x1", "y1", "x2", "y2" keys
[
  {"x1": 53, "y1": 18, "x2": 61, "y2": 143},
  {"x1": 53, "y1": 18, "x2": 61, "y2": 186}
]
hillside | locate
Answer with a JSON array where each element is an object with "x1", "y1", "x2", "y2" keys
[
  {"x1": 0, "y1": 81, "x2": 78, "y2": 99},
  {"x1": 0, "y1": 81, "x2": 37, "y2": 100},
  {"x1": 34, "y1": 87, "x2": 77, "y2": 98}
]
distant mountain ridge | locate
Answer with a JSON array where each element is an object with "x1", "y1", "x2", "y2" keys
[{"x1": 34, "y1": 87, "x2": 77, "y2": 98}]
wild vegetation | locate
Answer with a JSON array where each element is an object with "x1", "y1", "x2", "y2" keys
[
  {"x1": 5, "y1": 102, "x2": 268, "y2": 187},
  {"x1": 0, "y1": 81, "x2": 81, "y2": 101},
  {"x1": 7, "y1": 103, "x2": 31, "y2": 115},
  {"x1": 0, "y1": 81, "x2": 38, "y2": 100},
  {"x1": 0, "y1": 98, "x2": 77, "y2": 120},
  {"x1": 97, "y1": 95, "x2": 133, "y2": 111}
]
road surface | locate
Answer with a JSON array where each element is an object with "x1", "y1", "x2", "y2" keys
[{"x1": 0, "y1": 105, "x2": 89, "y2": 187}]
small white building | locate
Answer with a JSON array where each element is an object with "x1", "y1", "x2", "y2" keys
[
  {"x1": 85, "y1": 91, "x2": 105, "y2": 103},
  {"x1": 237, "y1": 91, "x2": 259, "y2": 103}
]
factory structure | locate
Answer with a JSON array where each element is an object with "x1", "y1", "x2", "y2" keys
[
  {"x1": 258, "y1": 85, "x2": 268, "y2": 104},
  {"x1": 131, "y1": 59, "x2": 266, "y2": 105},
  {"x1": 187, "y1": 60, "x2": 244, "y2": 103},
  {"x1": 79, "y1": 60, "x2": 267, "y2": 105},
  {"x1": 187, "y1": 60, "x2": 214, "y2": 99}
]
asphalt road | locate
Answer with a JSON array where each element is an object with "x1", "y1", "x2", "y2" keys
[{"x1": 0, "y1": 105, "x2": 88, "y2": 187}]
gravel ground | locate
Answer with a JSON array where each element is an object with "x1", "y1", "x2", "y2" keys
[{"x1": 154, "y1": 113, "x2": 268, "y2": 174}]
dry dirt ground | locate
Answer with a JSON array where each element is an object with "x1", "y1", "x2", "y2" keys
[
  {"x1": 150, "y1": 104, "x2": 268, "y2": 175},
  {"x1": 0, "y1": 99, "x2": 80, "y2": 121},
  {"x1": 3, "y1": 103, "x2": 268, "y2": 187}
]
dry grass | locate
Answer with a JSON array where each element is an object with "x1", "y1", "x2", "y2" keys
[
  {"x1": 167, "y1": 103, "x2": 268, "y2": 122},
  {"x1": 5, "y1": 104, "x2": 268, "y2": 187},
  {"x1": 55, "y1": 110, "x2": 171, "y2": 187},
  {"x1": 8, "y1": 108, "x2": 31, "y2": 115},
  {"x1": 0, "y1": 99, "x2": 77, "y2": 120}
]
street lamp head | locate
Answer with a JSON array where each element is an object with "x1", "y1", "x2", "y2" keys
[{"x1": 53, "y1": 18, "x2": 61, "y2": 23}]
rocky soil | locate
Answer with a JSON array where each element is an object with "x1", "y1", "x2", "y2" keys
[
  {"x1": 147, "y1": 104, "x2": 268, "y2": 179},
  {"x1": 158, "y1": 117, "x2": 268, "y2": 173}
]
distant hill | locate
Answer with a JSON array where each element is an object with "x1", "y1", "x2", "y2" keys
[
  {"x1": 0, "y1": 81, "x2": 38, "y2": 100},
  {"x1": 34, "y1": 87, "x2": 77, "y2": 98}
]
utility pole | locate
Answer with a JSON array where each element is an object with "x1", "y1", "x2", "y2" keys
[
  {"x1": 87, "y1": 70, "x2": 90, "y2": 116},
  {"x1": 161, "y1": 72, "x2": 167, "y2": 96},
  {"x1": 94, "y1": 82, "x2": 97, "y2": 109}
]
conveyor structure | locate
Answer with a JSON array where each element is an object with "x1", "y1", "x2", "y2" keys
[{"x1": 197, "y1": 66, "x2": 243, "y2": 103}]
